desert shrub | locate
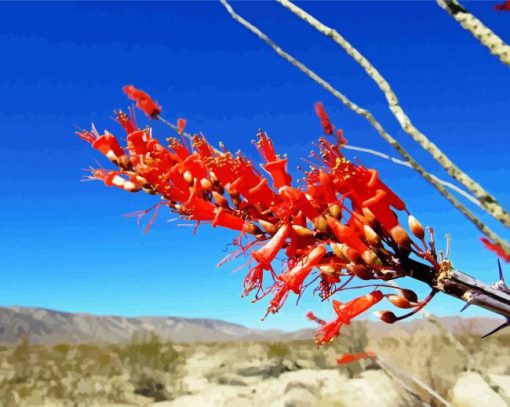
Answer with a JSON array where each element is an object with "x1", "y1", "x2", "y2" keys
[
  {"x1": 9, "y1": 335, "x2": 30, "y2": 383},
  {"x1": 114, "y1": 331, "x2": 181, "y2": 401},
  {"x1": 267, "y1": 342, "x2": 290, "y2": 359},
  {"x1": 372, "y1": 329, "x2": 467, "y2": 405},
  {"x1": 118, "y1": 331, "x2": 179, "y2": 372},
  {"x1": 53, "y1": 343, "x2": 71, "y2": 355},
  {"x1": 331, "y1": 321, "x2": 371, "y2": 378}
]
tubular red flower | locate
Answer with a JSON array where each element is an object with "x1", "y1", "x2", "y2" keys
[
  {"x1": 177, "y1": 118, "x2": 187, "y2": 135},
  {"x1": 314, "y1": 102, "x2": 334, "y2": 135},
  {"x1": 279, "y1": 186, "x2": 320, "y2": 221},
  {"x1": 192, "y1": 135, "x2": 214, "y2": 159},
  {"x1": 243, "y1": 264, "x2": 266, "y2": 296},
  {"x1": 336, "y1": 351, "x2": 376, "y2": 365},
  {"x1": 315, "y1": 319, "x2": 343, "y2": 345},
  {"x1": 315, "y1": 291, "x2": 383, "y2": 345},
  {"x1": 212, "y1": 207, "x2": 246, "y2": 231},
  {"x1": 92, "y1": 132, "x2": 125, "y2": 158},
  {"x1": 116, "y1": 110, "x2": 138, "y2": 134},
  {"x1": 185, "y1": 193, "x2": 216, "y2": 222},
  {"x1": 481, "y1": 237, "x2": 510, "y2": 262},
  {"x1": 255, "y1": 130, "x2": 277, "y2": 162},
  {"x1": 123, "y1": 84, "x2": 162, "y2": 119},
  {"x1": 278, "y1": 245, "x2": 327, "y2": 294},
  {"x1": 263, "y1": 158, "x2": 292, "y2": 189},
  {"x1": 327, "y1": 216, "x2": 368, "y2": 254},
  {"x1": 334, "y1": 290, "x2": 383, "y2": 323},
  {"x1": 252, "y1": 224, "x2": 291, "y2": 268}
]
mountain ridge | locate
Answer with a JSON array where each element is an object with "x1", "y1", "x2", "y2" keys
[{"x1": 0, "y1": 306, "x2": 504, "y2": 345}]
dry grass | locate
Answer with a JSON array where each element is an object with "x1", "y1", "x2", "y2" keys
[{"x1": 0, "y1": 328, "x2": 508, "y2": 406}]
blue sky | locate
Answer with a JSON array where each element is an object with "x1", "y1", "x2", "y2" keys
[{"x1": 1, "y1": 1, "x2": 509, "y2": 331}]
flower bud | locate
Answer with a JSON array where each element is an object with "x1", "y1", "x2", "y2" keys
[
  {"x1": 292, "y1": 225, "x2": 315, "y2": 237},
  {"x1": 363, "y1": 225, "x2": 380, "y2": 247},
  {"x1": 259, "y1": 220, "x2": 278, "y2": 234},
  {"x1": 350, "y1": 211, "x2": 366, "y2": 230},
  {"x1": 347, "y1": 263, "x2": 373, "y2": 280},
  {"x1": 135, "y1": 175, "x2": 150, "y2": 189},
  {"x1": 340, "y1": 244, "x2": 360, "y2": 262},
  {"x1": 243, "y1": 223, "x2": 263, "y2": 236},
  {"x1": 123, "y1": 181, "x2": 138, "y2": 192},
  {"x1": 374, "y1": 310, "x2": 397, "y2": 324},
  {"x1": 226, "y1": 187, "x2": 240, "y2": 207},
  {"x1": 200, "y1": 178, "x2": 212, "y2": 190},
  {"x1": 183, "y1": 170, "x2": 193, "y2": 184},
  {"x1": 119, "y1": 155, "x2": 131, "y2": 169},
  {"x1": 314, "y1": 215, "x2": 329, "y2": 233},
  {"x1": 390, "y1": 225, "x2": 411, "y2": 247},
  {"x1": 387, "y1": 295, "x2": 416, "y2": 309},
  {"x1": 209, "y1": 171, "x2": 218, "y2": 184},
  {"x1": 319, "y1": 264, "x2": 336, "y2": 274},
  {"x1": 408, "y1": 215, "x2": 425, "y2": 240},
  {"x1": 361, "y1": 249, "x2": 381, "y2": 266},
  {"x1": 362, "y1": 207, "x2": 377, "y2": 227},
  {"x1": 328, "y1": 203, "x2": 342, "y2": 219},
  {"x1": 330, "y1": 243, "x2": 348, "y2": 262},
  {"x1": 211, "y1": 191, "x2": 229, "y2": 208},
  {"x1": 399, "y1": 288, "x2": 418, "y2": 303},
  {"x1": 110, "y1": 175, "x2": 126, "y2": 188}
]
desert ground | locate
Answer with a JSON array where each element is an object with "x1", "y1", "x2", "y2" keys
[{"x1": 1, "y1": 315, "x2": 509, "y2": 407}]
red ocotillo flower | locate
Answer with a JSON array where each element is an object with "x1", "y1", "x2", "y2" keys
[
  {"x1": 336, "y1": 351, "x2": 376, "y2": 365},
  {"x1": 313, "y1": 291, "x2": 383, "y2": 346},
  {"x1": 123, "y1": 85, "x2": 162, "y2": 119},
  {"x1": 177, "y1": 118, "x2": 187, "y2": 135},
  {"x1": 314, "y1": 102, "x2": 334, "y2": 135},
  {"x1": 481, "y1": 237, "x2": 510, "y2": 262},
  {"x1": 79, "y1": 87, "x2": 491, "y2": 347}
]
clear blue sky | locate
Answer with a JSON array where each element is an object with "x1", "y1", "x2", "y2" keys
[{"x1": 1, "y1": 1, "x2": 509, "y2": 331}]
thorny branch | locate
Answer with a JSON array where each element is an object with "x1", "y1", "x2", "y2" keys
[
  {"x1": 276, "y1": 0, "x2": 510, "y2": 228},
  {"x1": 437, "y1": 0, "x2": 510, "y2": 68},
  {"x1": 219, "y1": 0, "x2": 510, "y2": 257}
]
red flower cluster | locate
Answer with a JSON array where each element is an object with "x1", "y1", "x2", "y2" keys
[{"x1": 78, "y1": 86, "x2": 447, "y2": 347}]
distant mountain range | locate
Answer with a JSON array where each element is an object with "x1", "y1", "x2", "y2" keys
[{"x1": 0, "y1": 306, "x2": 504, "y2": 345}]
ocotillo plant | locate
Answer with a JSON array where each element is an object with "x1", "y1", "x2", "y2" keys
[{"x1": 77, "y1": 86, "x2": 510, "y2": 347}]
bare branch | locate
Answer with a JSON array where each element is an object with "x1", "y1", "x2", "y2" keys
[
  {"x1": 219, "y1": 0, "x2": 510, "y2": 256},
  {"x1": 277, "y1": 0, "x2": 510, "y2": 228},
  {"x1": 376, "y1": 356, "x2": 453, "y2": 407},
  {"x1": 437, "y1": 0, "x2": 510, "y2": 68},
  {"x1": 344, "y1": 144, "x2": 483, "y2": 209}
]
